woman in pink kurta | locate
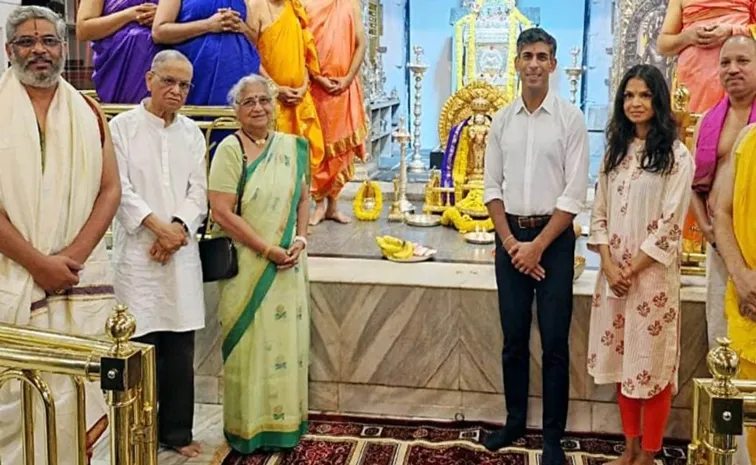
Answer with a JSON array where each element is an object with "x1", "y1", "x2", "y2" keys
[{"x1": 587, "y1": 65, "x2": 694, "y2": 465}]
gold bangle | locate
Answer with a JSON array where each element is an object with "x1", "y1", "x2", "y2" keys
[{"x1": 263, "y1": 244, "x2": 272, "y2": 259}]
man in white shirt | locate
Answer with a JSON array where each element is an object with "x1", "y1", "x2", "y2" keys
[
  {"x1": 109, "y1": 49, "x2": 207, "y2": 458},
  {"x1": 481, "y1": 28, "x2": 589, "y2": 464}
]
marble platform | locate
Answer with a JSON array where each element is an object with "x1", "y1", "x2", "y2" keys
[
  {"x1": 192, "y1": 211, "x2": 710, "y2": 443},
  {"x1": 306, "y1": 202, "x2": 599, "y2": 268}
]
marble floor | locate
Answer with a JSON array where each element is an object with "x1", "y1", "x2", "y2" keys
[{"x1": 91, "y1": 404, "x2": 226, "y2": 465}]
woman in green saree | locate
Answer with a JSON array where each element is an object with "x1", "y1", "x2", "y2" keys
[{"x1": 208, "y1": 74, "x2": 311, "y2": 454}]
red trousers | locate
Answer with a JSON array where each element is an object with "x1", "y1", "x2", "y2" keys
[{"x1": 617, "y1": 383, "x2": 672, "y2": 452}]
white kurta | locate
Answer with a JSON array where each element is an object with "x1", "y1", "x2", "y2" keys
[
  {"x1": 586, "y1": 140, "x2": 694, "y2": 399},
  {"x1": 109, "y1": 102, "x2": 207, "y2": 337}
]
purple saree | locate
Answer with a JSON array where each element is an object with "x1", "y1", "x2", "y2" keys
[{"x1": 91, "y1": 0, "x2": 160, "y2": 104}]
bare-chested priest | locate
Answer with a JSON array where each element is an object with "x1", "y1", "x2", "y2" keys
[
  {"x1": 690, "y1": 35, "x2": 756, "y2": 350},
  {"x1": 0, "y1": 6, "x2": 121, "y2": 464},
  {"x1": 690, "y1": 36, "x2": 756, "y2": 465}
]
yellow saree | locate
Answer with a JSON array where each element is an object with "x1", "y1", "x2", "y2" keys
[
  {"x1": 726, "y1": 127, "x2": 756, "y2": 361},
  {"x1": 725, "y1": 127, "x2": 756, "y2": 462},
  {"x1": 258, "y1": 0, "x2": 325, "y2": 171},
  {"x1": 208, "y1": 132, "x2": 310, "y2": 453}
]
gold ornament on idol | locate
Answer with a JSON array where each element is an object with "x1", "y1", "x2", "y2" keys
[{"x1": 353, "y1": 181, "x2": 383, "y2": 221}]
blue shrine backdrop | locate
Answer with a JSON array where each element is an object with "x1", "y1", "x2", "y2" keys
[{"x1": 382, "y1": 0, "x2": 613, "y2": 185}]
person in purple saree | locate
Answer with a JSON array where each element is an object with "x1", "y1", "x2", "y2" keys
[
  {"x1": 151, "y1": 0, "x2": 260, "y2": 106},
  {"x1": 77, "y1": 0, "x2": 160, "y2": 103}
]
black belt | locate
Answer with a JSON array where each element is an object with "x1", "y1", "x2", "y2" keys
[{"x1": 508, "y1": 214, "x2": 551, "y2": 229}]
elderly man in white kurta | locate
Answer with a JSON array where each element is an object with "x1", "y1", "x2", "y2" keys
[
  {"x1": 109, "y1": 49, "x2": 207, "y2": 459},
  {"x1": 0, "y1": 6, "x2": 121, "y2": 464}
]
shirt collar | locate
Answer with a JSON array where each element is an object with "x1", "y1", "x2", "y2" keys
[
  {"x1": 515, "y1": 90, "x2": 555, "y2": 115},
  {"x1": 138, "y1": 99, "x2": 177, "y2": 129}
]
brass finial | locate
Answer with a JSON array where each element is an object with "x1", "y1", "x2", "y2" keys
[
  {"x1": 392, "y1": 116, "x2": 411, "y2": 142},
  {"x1": 673, "y1": 84, "x2": 691, "y2": 112},
  {"x1": 708, "y1": 337, "x2": 740, "y2": 396},
  {"x1": 105, "y1": 304, "x2": 137, "y2": 357},
  {"x1": 413, "y1": 45, "x2": 424, "y2": 65}
]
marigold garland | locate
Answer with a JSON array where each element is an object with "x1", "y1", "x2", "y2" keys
[
  {"x1": 441, "y1": 207, "x2": 494, "y2": 233},
  {"x1": 353, "y1": 181, "x2": 383, "y2": 221}
]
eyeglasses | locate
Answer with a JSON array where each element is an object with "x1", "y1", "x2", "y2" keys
[
  {"x1": 10, "y1": 35, "x2": 62, "y2": 49},
  {"x1": 237, "y1": 96, "x2": 273, "y2": 107},
  {"x1": 152, "y1": 73, "x2": 193, "y2": 93}
]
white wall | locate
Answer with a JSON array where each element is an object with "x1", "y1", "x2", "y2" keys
[{"x1": 0, "y1": 0, "x2": 22, "y2": 74}]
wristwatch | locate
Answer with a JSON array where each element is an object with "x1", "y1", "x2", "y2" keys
[
  {"x1": 172, "y1": 217, "x2": 189, "y2": 234},
  {"x1": 294, "y1": 235, "x2": 307, "y2": 248}
]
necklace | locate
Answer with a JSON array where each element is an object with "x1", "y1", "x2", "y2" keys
[{"x1": 242, "y1": 129, "x2": 269, "y2": 147}]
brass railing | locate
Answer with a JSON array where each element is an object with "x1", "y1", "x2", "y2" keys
[
  {"x1": 0, "y1": 304, "x2": 157, "y2": 465},
  {"x1": 689, "y1": 338, "x2": 756, "y2": 465}
]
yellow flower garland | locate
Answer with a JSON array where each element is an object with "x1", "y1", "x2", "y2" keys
[
  {"x1": 441, "y1": 207, "x2": 494, "y2": 233},
  {"x1": 353, "y1": 181, "x2": 383, "y2": 221}
]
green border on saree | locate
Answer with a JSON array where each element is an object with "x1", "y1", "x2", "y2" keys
[
  {"x1": 221, "y1": 135, "x2": 306, "y2": 362},
  {"x1": 224, "y1": 421, "x2": 308, "y2": 454}
]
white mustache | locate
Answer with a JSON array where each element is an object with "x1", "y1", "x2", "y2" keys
[{"x1": 25, "y1": 57, "x2": 54, "y2": 67}]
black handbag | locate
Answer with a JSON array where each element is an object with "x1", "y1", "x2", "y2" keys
[{"x1": 199, "y1": 135, "x2": 247, "y2": 282}]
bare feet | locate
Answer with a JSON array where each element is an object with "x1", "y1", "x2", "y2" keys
[
  {"x1": 309, "y1": 201, "x2": 326, "y2": 226},
  {"x1": 630, "y1": 451, "x2": 656, "y2": 465},
  {"x1": 326, "y1": 210, "x2": 351, "y2": 224},
  {"x1": 325, "y1": 198, "x2": 351, "y2": 224},
  {"x1": 605, "y1": 451, "x2": 636, "y2": 465},
  {"x1": 172, "y1": 441, "x2": 202, "y2": 458},
  {"x1": 606, "y1": 437, "x2": 640, "y2": 465}
]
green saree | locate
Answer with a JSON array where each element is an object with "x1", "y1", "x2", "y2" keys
[{"x1": 208, "y1": 131, "x2": 310, "y2": 454}]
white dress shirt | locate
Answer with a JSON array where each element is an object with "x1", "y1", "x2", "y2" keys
[
  {"x1": 110, "y1": 102, "x2": 208, "y2": 337},
  {"x1": 483, "y1": 91, "x2": 590, "y2": 216}
]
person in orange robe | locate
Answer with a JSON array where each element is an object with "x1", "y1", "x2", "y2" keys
[
  {"x1": 305, "y1": 0, "x2": 368, "y2": 225},
  {"x1": 248, "y1": 0, "x2": 325, "y2": 184},
  {"x1": 658, "y1": 0, "x2": 756, "y2": 114}
]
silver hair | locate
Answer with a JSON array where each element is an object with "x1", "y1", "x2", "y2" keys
[
  {"x1": 227, "y1": 74, "x2": 276, "y2": 107},
  {"x1": 150, "y1": 49, "x2": 192, "y2": 71},
  {"x1": 5, "y1": 6, "x2": 66, "y2": 42}
]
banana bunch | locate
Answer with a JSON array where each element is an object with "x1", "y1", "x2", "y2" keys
[{"x1": 375, "y1": 235, "x2": 414, "y2": 260}]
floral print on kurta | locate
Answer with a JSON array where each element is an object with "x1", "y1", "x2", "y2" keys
[{"x1": 587, "y1": 140, "x2": 694, "y2": 399}]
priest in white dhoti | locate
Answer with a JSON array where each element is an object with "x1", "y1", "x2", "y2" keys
[
  {"x1": 109, "y1": 49, "x2": 207, "y2": 459},
  {"x1": 0, "y1": 5, "x2": 121, "y2": 464}
]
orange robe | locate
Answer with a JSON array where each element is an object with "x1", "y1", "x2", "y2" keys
[
  {"x1": 258, "y1": 0, "x2": 325, "y2": 171},
  {"x1": 306, "y1": 0, "x2": 368, "y2": 200},
  {"x1": 678, "y1": 0, "x2": 756, "y2": 114}
]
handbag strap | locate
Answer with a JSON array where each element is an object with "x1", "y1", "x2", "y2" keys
[
  {"x1": 231, "y1": 133, "x2": 248, "y2": 216},
  {"x1": 202, "y1": 133, "x2": 248, "y2": 240}
]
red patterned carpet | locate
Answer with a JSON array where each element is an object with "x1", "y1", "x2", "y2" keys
[{"x1": 212, "y1": 415, "x2": 688, "y2": 465}]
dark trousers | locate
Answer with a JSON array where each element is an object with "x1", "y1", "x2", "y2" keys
[
  {"x1": 494, "y1": 215, "x2": 575, "y2": 443},
  {"x1": 133, "y1": 330, "x2": 196, "y2": 448}
]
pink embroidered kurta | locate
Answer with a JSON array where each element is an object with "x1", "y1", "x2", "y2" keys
[{"x1": 586, "y1": 140, "x2": 694, "y2": 399}]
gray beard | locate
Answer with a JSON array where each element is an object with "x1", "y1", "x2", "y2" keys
[{"x1": 11, "y1": 56, "x2": 64, "y2": 88}]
